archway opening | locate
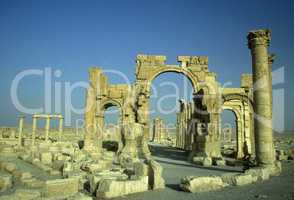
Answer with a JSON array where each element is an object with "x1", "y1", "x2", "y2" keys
[
  {"x1": 103, "y1": 105, "x2": 120, "y2": 152},
  {"x1": 149, "y1": 71, "x2": 195, "y2": 159},
  {"x1": 221, "y1": 109, "x2": 237, "y2": 158}
]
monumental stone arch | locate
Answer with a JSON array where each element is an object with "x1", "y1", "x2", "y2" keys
[{"x1": 134, "y1": 54, "x2": 223, "y2": 158}]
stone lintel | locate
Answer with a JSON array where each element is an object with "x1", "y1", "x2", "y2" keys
[
  {"x1": 177, "y1": 56, "x2": 208, "y2": 67},
  {"x1": 136, "y1": 54, "x2": 166, "y2": 66}
]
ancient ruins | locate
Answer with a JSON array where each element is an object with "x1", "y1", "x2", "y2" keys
[{"x1": 0, "y1": 29, "x2": 287, "y2": 199}]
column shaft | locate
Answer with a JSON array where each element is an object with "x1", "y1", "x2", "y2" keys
[
  {"x1": 248, "y1": 30, "x2": 275, "y2": 165},
  {"x1": 32, "y1": 117, "x2": 37, "y2": 146},
  {"x1": 59, "y1": 117, "x2": 63, "y2": 140},
  {"x1": 18, "y1": 116, "x2": 25, "y2": 146},
  {"x1": 45, "y1": 117, "x2": 50, "y2": 141}
]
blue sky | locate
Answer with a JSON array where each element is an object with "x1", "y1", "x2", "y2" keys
[{"x1": 0, "y1": 0, "x2": 293, "y2": 131}]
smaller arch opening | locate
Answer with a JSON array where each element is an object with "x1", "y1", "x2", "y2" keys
[
  {"x1": 102, "y1": 105, "x2": 121, "y2": 152},
  {"x1": 221, "y1": 109, "x2": 238, "y2": 158}
]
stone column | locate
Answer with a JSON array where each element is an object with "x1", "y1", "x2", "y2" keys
[
  {"x1": 45, "y1": 116, "x2": 50, "y2": 142},
  {"x1": 248, "y1": 29, "x2": 275, "y2": 165},
  {"x1": 18, "y1": 115, "x2": 25, "y2": 147},
  {"x1": 58, "y1": 116, "x2": 63, "y2": 140},
  {"x1": 32, "y1": 116, "x2": 37, "y2": 146},
  {"x1": 236, "y1": 119, "x2": 244, "y2": 159}
]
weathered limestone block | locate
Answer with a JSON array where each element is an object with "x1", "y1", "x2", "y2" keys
[
  {"x1": 44, "y1": 178, "x2": 79, "y2": 198},
  {"x1": 148, "y1": 160, "x2": 165, "y2": 189},
  {"x1": 276, "y1": 150, "x2": 288, "y2": 161},
  {"x1": 62, "y1": 161, "x2": 74, "y2": 176},
  {"x1": 2, "y1": 162, "x2": 17, "y2": 173},
  {"x1": 133, "y1": 161, "x2": 148, "y2": 177},
  {"x1": 14, "y1": 189, "x2": 41, "y2": 200},
  {"x1": 67, "y1": 192, "x2": 93, "y2": 200},
  {"x1": 192, "y1": 156, "x2": 212, "y2": 166},
  {"x1": 287, "y1": 149, "x2": 294, "y2": 160},
  {"x1": 212, "y1": 158, "x2": 226, "y2": 166},
  {"x1": 22, "y1": 178, "x2": 45, "y2": 188},
  {"x1": 89, "y1": 170, "x2": 128, "y2": 194},
  {"x1": 40, "y1": 152, "x2": 53, "y2": 165},
  {"x1": 221, "y1": 173, "x2": 257, "y2": 186},
  {"x1": 268, "y1": 161, "x2": 282, "y2": 176},
  {"x1": 0, "y1": 195, "x2": 18, "y2": 200},
  {"x1": 81, "y1": 160, "x2": 112, "y2": 174},
  {"x1": 245, "y1": 168, "x2": 270, "y2": 181},
  {"x1": 180, "y1": 176, "x2": 225, "y2": 193},
  {"x1": 96, "y1": 176, "x2": 148, "y2": 198},
  {"x1": 12, "y1": 170, "x2": 32, "y2": 180},
  {"x1": 0, "y1": 172, "x2": 12, "y2": 192}
]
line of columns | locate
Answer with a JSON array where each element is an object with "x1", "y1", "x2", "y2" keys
[{"x1": 30, "y1": 114, "x2": 64, "y2": 146}]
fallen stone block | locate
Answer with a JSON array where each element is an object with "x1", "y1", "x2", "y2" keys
[
  {"x1": 67, "y1": 192, "x2": 93, "y2": 200},
  {"x1": 12, "y1": 170, "x2": 32, "y2": 180},
  {"x1": 3, "y1": 162, "x2": 17, "y2": 173},
  {"x1": 0, "y1": 194, "x2": 18, "y2": 200},
  {"x1": 192, "y1": 156, "x2": 212, "y2": 166},
  {"x1": 40, "y1": 152, "x2": 53, "y2": 165},
  {"x1": 245, "y1": 167, "x2": 270, "y2": 181},
  {"x1": 0, "y1": 172, "x2": 12, "y2": 192},
  {"x1": 14, "y1": 189, "x2": 41, "y2": 200},
  {"x1": 44, "y1": 178, "x2": 79, "y2": 198},
  {"x1": 268, "y1": 161, "x2": 282, "y2": 176},
  {"x1": 22, "y1": 178, "x2": 45, "y2": 188},
  {"x1": 221, "y1": 173, "x2": 257, "y2": 186},
  {"x1": 180, "y1": 176, "x2": 225, "y2": 193},
  {"x1": 212, "y1": 158, "x2": 226, "y2": 166},
  {"x1": 96, "y1": 176, "x2": 148, "y2": 198},
  {"x1": 89, "y1": 171, "x2": 128, "y2": 194}
]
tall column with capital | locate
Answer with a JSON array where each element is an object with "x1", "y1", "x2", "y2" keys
[{"x1": 247, "y1": 29, "x2": 275, "y2": 165}]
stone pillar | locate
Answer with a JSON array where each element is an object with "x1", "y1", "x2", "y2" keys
[
  {"x1": 18, "y1": 115, "x2": 25, "y2": 147},
  {"x1": 58, "y1": 116, "x2": 63, "y2": 140},
  {"x1": 32, "y1": 116, "x2": 37, "y2": 146},
  {"x1": 236, "y1": 119, "x2": 244, "y2": 159},
  {"x1": 248, "y1": 29, "x2": 275, "y2": 165},
  {"x1": 45, "y1": 116, "x2": 50, "y2": 142},
  {"x1": 84, "y1": 68, "x2": 101, "y2": 153}
]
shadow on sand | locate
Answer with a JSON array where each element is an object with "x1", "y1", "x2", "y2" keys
[{"x1": 149, "y1": 144, "x2": 243, "y2": 173}]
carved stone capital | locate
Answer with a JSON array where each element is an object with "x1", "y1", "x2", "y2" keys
[{"x1": 247, "y1": 29, "x2": 271, "y2": 49}]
